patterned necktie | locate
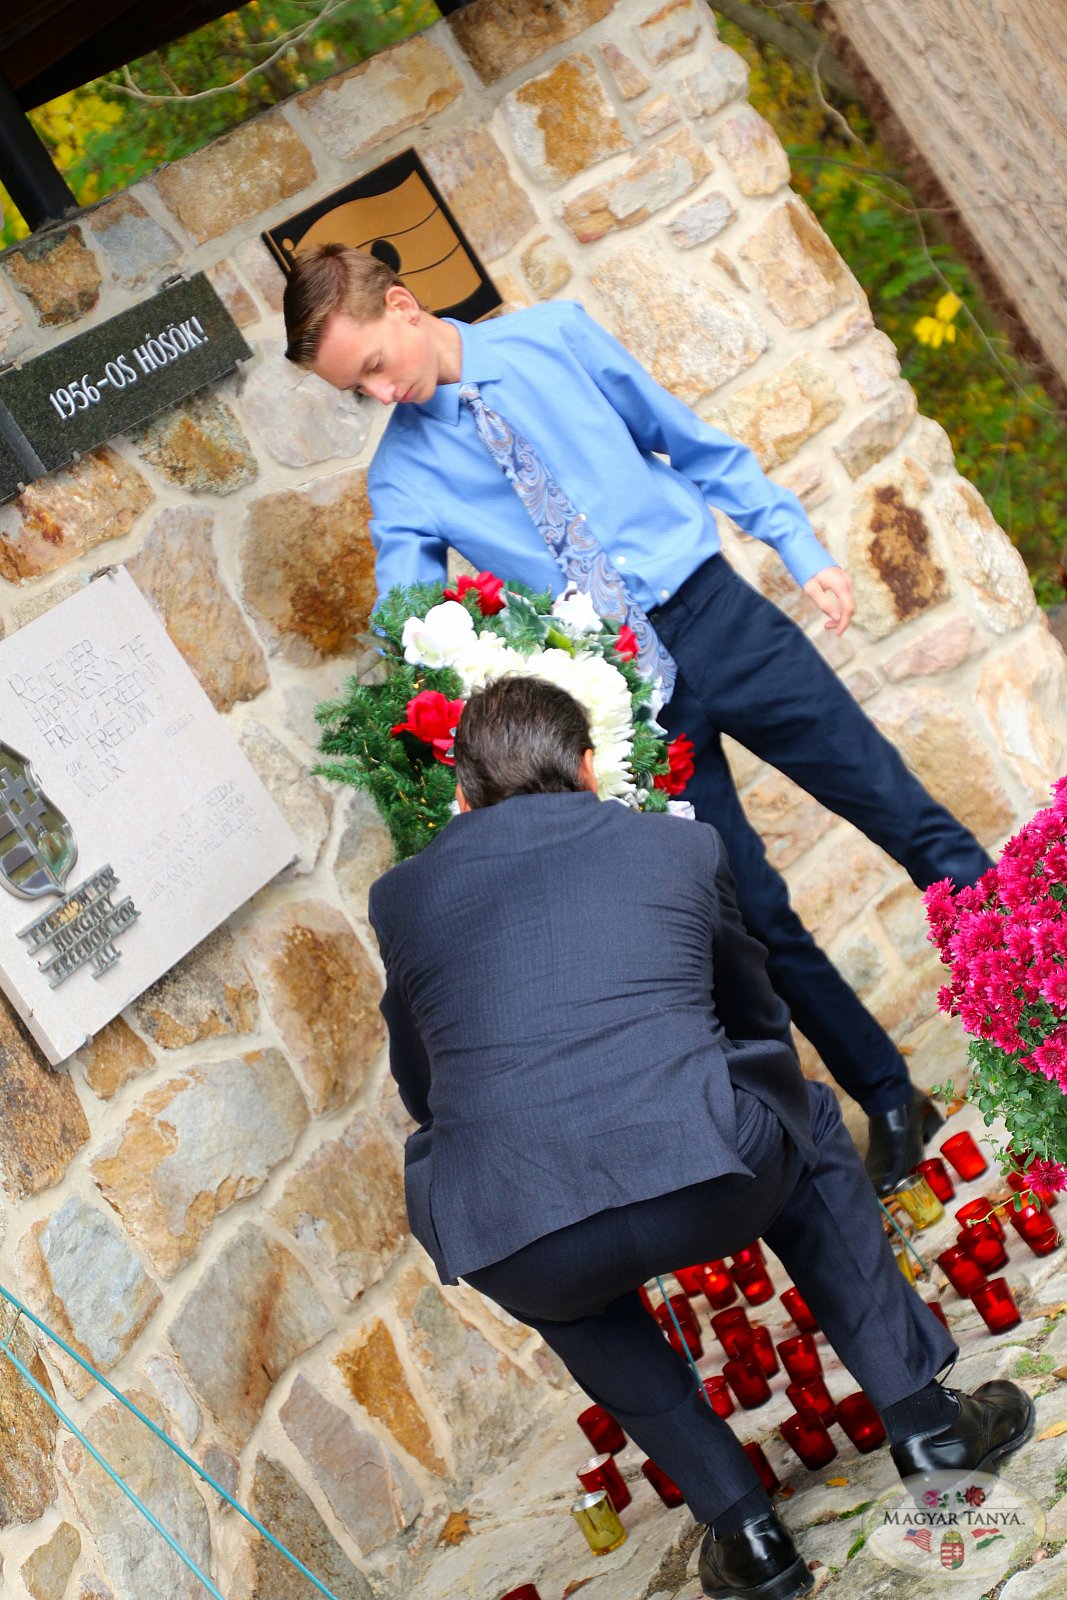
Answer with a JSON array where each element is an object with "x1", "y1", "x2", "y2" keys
[{"x1": 459, "y1": 382, "x2": 677, "y2": 698}]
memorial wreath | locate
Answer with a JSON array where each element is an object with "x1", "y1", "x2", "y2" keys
[{"x1": 315, "y1": 571, "x2": 694, "y2": 862}]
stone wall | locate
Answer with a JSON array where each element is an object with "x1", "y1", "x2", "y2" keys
[{"x1": 0, "y1": 1, "x2": 1065, "y2": 1595}]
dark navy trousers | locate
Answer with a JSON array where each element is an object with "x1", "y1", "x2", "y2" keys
[
  {"x1": 466, "y1": 1083, "x2": 956, "y2": 1525},
  {"x1": 653, "y1": 556, "x2": 993, "y2": 1114}
]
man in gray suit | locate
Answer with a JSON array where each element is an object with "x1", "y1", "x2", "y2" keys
[{"x1": 368, "y1": 676, "x2": 1031, "y2": 1600}]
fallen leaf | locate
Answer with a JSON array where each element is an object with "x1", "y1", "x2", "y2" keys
[
  {"x1": 1053, "y1": 1366, "x2": 1067, "y2": 1381},
  {"x1": 779, "y1": 1482, "x2": 795, "y2": 1498},
  {"x1": 1036, "y1": 1420, "x2": 1067, "y2": 1441},
  {"x1": 437, "y1": 1509, "x2": 473, "y2": 1545},
  {"x1": 826, "y1": 1477, "x2": 849, "y2": 1487},
  {"x1": 563, "y1": 1580, "x2": 595, "y2": 1596}
]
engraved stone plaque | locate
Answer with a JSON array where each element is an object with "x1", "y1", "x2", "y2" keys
[{"x1": 0, "y1": 567, "x2": 298, "y2": 1063}]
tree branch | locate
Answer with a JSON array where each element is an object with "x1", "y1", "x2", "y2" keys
[{"x1": 710, "y1": 0, "x2": 861, "y2": 102}]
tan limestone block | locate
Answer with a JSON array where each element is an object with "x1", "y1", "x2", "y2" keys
[
  {"x1": 976, "y1": 626, "x2": 1067, "y2": 805},
  {"x1": 60, "y1": 1393, "x2": 210, "y2": 1600},
  {"x1": 637, "y1": 0, "x2": 705, "y2": 65},
  {"x1": 298, "y1": 35, "x2": 461, "y2": 161},
  {"x1": 128, "y1": 392, "x2": 258, "y2": 496},
  {"x1": 168, "y1": 1226, "x2": 333, "y2": 1447},
  {"x1": 0, "y1": 271, "x2": 27, "y2": 357},
  {"x1": 0, "y1": 998, "x2": 88, "y2": 1199},
  {"x1": 272, "y1": 1112, "x2": 407, "y2": 1300},
  {"x1": 811, "y1": 623, "x2": 856, "y2": 672},
  {"x1": 74, "y1": 1015, "x2": 155, "y2": 1100},
  {"x1": 848, "y1": 331, "x2": 901, "y2": 401},
  {"x1": 0, "y1": 1321, "x2": 57, "y2": 1525},
  {"x1": 18, "y1": 1198, "x2": 160, "y2": 1394},
  {"x1": 234, "y1": 238, "x2": 286, "y2": 312},
  {"x1": 132, "y1": 926, "x2": 258, "y2": 1048},
  {"x1": 909, "y1": 416, "x2": 956, "y2": 476},
  {"x1": 774, "y1": 458, "x2": 830, "y2": 512},
  {"x1": 152, "y1": 115, "x2": 315, "y2": 244},
  {"x1": 716, "y1": 106, "x2": 790, "y2": 196},
  {"x1": 846, "y1": 479, "x2": 949, "y2": 640},
  {"x1": 742, "y1": 770, "x2": 835, "y2": 871},
  {"x1": 0, "y1": 448, "x2": 152, "y2": 582},
  {"x1": 336, "y1": 1321, "x2": 446, "y2": 1474},
  {"x1": 931, "y1": 479, "x2": 1036, "y2": 635},
  {"x1": 250, "y1": 1455, "x2": 375, "y2": 1600},
  {"x1": 871, "y1": 687, "x2": 1014, "y2": 845},
  {"x1": 504, "y1": 54, "x2": 629, "y2": 188},
  {"x1": 635, "y1": 92, "x2": 682, "y2": 136},
  {"x1": 334, "y1": 788, "x2": 395, "y2": 944},
  {"x1": 91, "y1": 1049, "x2": 309, "y2": 1278},
  {"x1": 845, "y1": 667, "x2": 881, "y2": 703},
  {"x1": 239, "y1": 343, "x2": 372, "y2": 469},
  {"x1": 377, "y1": 1071, "x2": 418, "y2": 1147},
  {"x1": 88, "y1": 192, "x2": 181, "y2": 289},
  {"x1": 143, "y1": 1353, "x2": 201, "y2": 1444},
  {"x1": 206, "y1": 260, "x2": 259, "y2": 328},
  {"x1": 591, "y1": 242, "x2": 766, "y2": 406},
  {"x1": 279, "y1": 1375, "x2": 422, "y2": 1552},
  {"x1": 395, "y1": 1268, "x2": 539, "y2": 1476},
  {"x1": 449, "y1": 0, "x2": 617, "y2": 85},
  {"x1": 521, "y1": 234, "x2": 574, "y2": 299},
  {"x1": 869, "y1": 956, "x2": 946, "y2": 1040},
  {"x1": 834, "y1": 382, "x2": 918, "y2": 479},
  {"x1": 752, "y1": 547, "x2": 819, "y2": 626},
  {"x1": 241, "y1": 467, "x2": 377, "y2": 663},
  {"x1": 127, "y1": 505, "x2": 269, "y2": 712},
  {"x1": 242, "y1": 900, "x2": 384, "y2": 1116},
  {"x1": 563, "y1": 127, "x2": 709, "y2": 240},
  {"x1": 740, "y1": 198, "x2": 864, "y2": 330},
  {"x1": 704, "y1": 354, "x2": 843, "y2": 472},
  {"x1": 423, "y1": 126, "x2": 538, "y2": 262},
  {"x1": 792, "y1": 832, "x2": 890, "y2": 944},
  {"x1": 878, "y1": 882, "x2": 936, "y2": 967},
  {"x1": 21, "y1": 1522, "x2": 80, "y2": 1600},
  {"x1": 825, "y1": 304, "x2": 875, "y2": 349},
  {"x1": 712, "y1": 247, "x2": 748, "y2": 290},
  {"x1": 239, "y1": 722, "x2": 332, "y2": 875},
  {"x1": 884, "y1": 616, "x2": 982, "y2": 681},
  {"x1": 5, "y1": 226, "x2": 101, "y2": 327},
  {"x1": 678, "y1": 47, "x2": 750, "y2": 121},
  {"x1": 600, "y1": 40, "x2": 650, "y2": 98},
  {"x1": 827, "y1": 932, "x2": 888, "y2": 998},
  {"x1": 665, "y1": 191, "x2": 736, "y2": 248}
]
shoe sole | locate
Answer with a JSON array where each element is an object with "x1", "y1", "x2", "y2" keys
[{"x1": 701, "y1": 1555, "x2": 814, "y2": 1600}]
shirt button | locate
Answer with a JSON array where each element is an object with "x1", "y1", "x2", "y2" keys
[
  {"x1": 616, "y1": 554, "x2": 627, "y2": 566},
  {"x1": 660, "y1": 588, "x2": 670, "y2": 601}
]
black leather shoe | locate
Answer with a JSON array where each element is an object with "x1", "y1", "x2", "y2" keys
[
  {"x1": 890, "y1": 1381, "x2": 1035, "y2": 1480},
  {"x1": 698, "y1": 1510, "x2": 814, "y2": 1600},
  {"x1": 865, "y1": 1087, "x2": 944, "y2": 1196}
]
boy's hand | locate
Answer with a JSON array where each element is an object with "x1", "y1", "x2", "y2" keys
[{"x1": 803, "y1": 566, "x2": 854, "y2": 636}]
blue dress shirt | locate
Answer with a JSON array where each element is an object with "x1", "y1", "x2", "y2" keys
[{"x1": 368, "y1": 300, "x2": 832, "y2": 611}]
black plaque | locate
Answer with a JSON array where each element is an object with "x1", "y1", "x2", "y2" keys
[
  {"x1": 0, "y1": 274, "x2": 252, "y2": 504},
  {"x1": 263, "y1": 148, "x2": 501, "y2": 323}
]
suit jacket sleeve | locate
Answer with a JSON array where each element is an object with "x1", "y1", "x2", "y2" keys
[
  {"x1": 706, "y1": 830, "x2": 797, "y2": 1057},
  {"x1": 369, "y1": 886, "x2": 434, "y2": 1127}
]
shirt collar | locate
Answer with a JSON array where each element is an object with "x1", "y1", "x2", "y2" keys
[{"x1": 413, "y1": 317, "x2": 503, "y2": 425}]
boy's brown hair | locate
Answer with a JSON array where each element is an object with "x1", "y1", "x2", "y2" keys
[{"x1": 283, "y1": 243, "x2": 404, "y2": 366}]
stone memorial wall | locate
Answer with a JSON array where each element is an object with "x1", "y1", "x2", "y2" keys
[{"x1": 0, "y1": 1, "x2": 1064, "y2": 1595}]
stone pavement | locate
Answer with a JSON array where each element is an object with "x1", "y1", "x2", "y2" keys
[{"x1": 419, "y1": 1103, "x2": 1067, "y2": 1600}]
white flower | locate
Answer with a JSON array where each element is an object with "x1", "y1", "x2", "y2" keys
[
  {"x1": 550, "y1": 584, "x2": 604, "y2": 636},
  {"x1": 666, "y1": 800, "x2": 696, "y2": 821},
  {"x1": 401, "y1": 601, "x2": 474, "y2": 669},
  {"x1": 449, "y1": 632, "x2": 526, "y2": 693},
  {"x1": 519, "y1": 647, "x2": 636, "y2": 800}
]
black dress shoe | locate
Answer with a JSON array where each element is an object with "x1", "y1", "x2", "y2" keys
[
  {"x1": 890, "y1": 1381, "x2": 1035, "y2": 1480},
  {"x1": 865, "y1": 1086, "x2": 944, "y2": 1196},
  {"x1": 698, "y1": 1510, "x2": 814, "y2": 1600}
]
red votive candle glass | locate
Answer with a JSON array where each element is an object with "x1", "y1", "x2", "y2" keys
[
  {"x1": 955, "y1": 1198, "x2": 1005, "y2": 1239},
  {"x1": 638, "y1": 1284, "x2": 655, "y2": 1316},
  {"x1": 936, "y1": 1245, "x2": 988, "y2": 1298},
  {"x1": 724, "y1": 1356, "x2": 772, "y2": 1409},
  {"x1": 835, "y1": 1391, "x2": 886, "y2": 1453},
  {"x1": 731, "y1": 1243, "x2": 765, "y2": 1269},
  {"x1": 743, "y1": 1440, "x2": 780, "y2": 1495},
  {"x1": 577, "y1": 1453, "x2": 632, "y2": 1512},
  {"x1": 971, "y1": 1276, "x2": 1022, "y2": 1333},
  {"x1": 500, "y1": 1587, "x2": 543, "y2": 1600},
  {"x1": 641, "y1": 1459, "x2": 685, "y2": 1508},
  {"x1": 655, "y1": 1304, "x2": 703, "y2": 1360},
  {"x1": 666, "y1": 1293, "x2": 700, "y2": 1335},
  {"x1": 779, "y1": 1287, "x2": 819, "y2": 1333},
  {"x1": 736, "y1": 1326, "x2": 779, "y2": 1377},
  {"x1": 781, "y1": 1410, "x2": 837, "y2": 1469},
  {"x1": 940, "y1": 1130, "x2": 988, "y2": 1180},
  {"x1": 703, "y1": 1376, "x2": 735, "y2": 1418},
  {"x1": 1009, "y1": 1202, "x2": 1063, "y2": 1255},
  {"x1": 914, "y1": 1157, "x2": 955, "y2": 1203},
  {"x1": 776, "y1": 1333, "x2": 822, "y2": 1383},
  {"x1": 710, "y1": 1307, "x2": 752, "y2": 1357},
  {"x1": 925, "y1": 1298, "x2": 950, "y2": 1329},
  {"x1": 701, "y1": 1261, "x2": 738, "y2": 1310},
  {"x1": 732, "y1": 1262, "x2": 776, "y2": 1306},
  {"x1": 673, "y1": 1264, "x2": 708, "y2": 1296},
  {"x1": 1007, "y1": 1168, "x2": 1059, "y2": 1210},
  {"x1": 785, "y1": 1376, "x2": 835, "y2": 1424},
  {"x1": 957, "y1": 1221, "x2": 1008, "y2": 1272},
  {"x1": 577, "y1": 1405, "x2": 626, "y2": 1455}
]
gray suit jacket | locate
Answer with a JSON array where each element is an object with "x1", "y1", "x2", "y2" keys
[{"x1": 368, "y1": 792, "x2": 816, "y2": 1284}]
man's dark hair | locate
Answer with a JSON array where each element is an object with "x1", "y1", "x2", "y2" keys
[{"x1": 454, "y1": 676, "x2": 593, "y2": 810}]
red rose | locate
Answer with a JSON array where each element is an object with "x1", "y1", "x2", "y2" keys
[
  {"x1": 614, "y1": 624, "x2": 639, "y2": 661},
  {"x1": 391, "y1": 690, "x2": 466, "y2": 765},
  {"x1": 443, "y1": 570, "x2": 506, "y2": 616},
  {"x1": 654, "y1": 733, "x2": 696, "y2": 798}
]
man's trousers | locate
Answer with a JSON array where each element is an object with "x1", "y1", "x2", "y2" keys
[
  {"x1": 653, "y1": 556, "x2": 993, "y2": 1115},
  {"x1": 465, "y1": 1082, "x2": 957, "y2": 1526}
]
